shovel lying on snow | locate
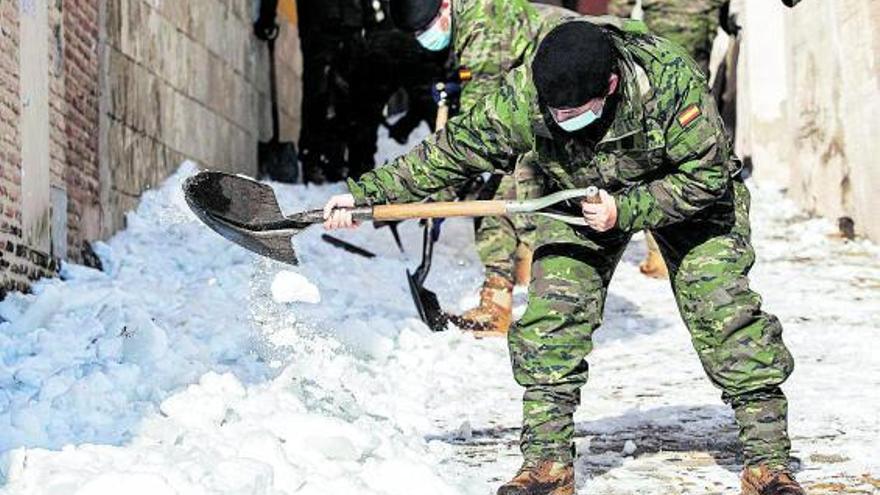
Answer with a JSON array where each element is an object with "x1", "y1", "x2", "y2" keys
[{"x1": 183, "y1": 170, "x2": 599, "y2": 266}]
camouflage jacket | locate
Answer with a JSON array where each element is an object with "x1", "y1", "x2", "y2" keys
[
  {"x1": 607, "y1": 0, "x2": 727, "y2": 19},
  {"x1": 349, "y1": 23, "x2": 736, "y2": 233},
  {"x1": 607, "y1": 0, "x2": 726, "y2": 72},
  {"x1": 452, "y1": 0, "x2": 572, "y2": 112}
]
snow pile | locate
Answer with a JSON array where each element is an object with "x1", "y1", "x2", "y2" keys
[
  {"x1": 0, "y1": 124, "x2": 506, "y2": 494},
  {"x1": 0, "y1": 160, "x2": 497, "y2": 493},
  {"x1": 0, "y1": 162, "x2": 267, "y2": 455}
]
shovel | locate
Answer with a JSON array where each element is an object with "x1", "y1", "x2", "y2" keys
[
  {"x1": 183, "y1": 170, "x2": 599, "y2": 265},
  {"x1": 406, "y1": 218, "x2": 446, "y2": 331},
  {"x1": 257, "y1": 30, "x2": 298, "y2": 183}
]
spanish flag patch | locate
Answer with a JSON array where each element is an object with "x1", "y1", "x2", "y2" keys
[{"x1": 677, "y1": 104, "x2": 702, "y2": 128}]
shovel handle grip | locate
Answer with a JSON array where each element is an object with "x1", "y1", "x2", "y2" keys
[
  {"x1": 583, "y1": 186, "x2": 601, "y2": 204},
  {"x1": 373, "y1": 200, "x2": 507, "y2": 221},
  {"x1": 435, "y1": 102, "x2": 450, "y2": 129},
  {"x1": 294, "y1": 207, "x2": 374, "y2": 224}
]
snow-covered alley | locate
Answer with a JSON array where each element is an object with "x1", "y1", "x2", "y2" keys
[{"x1": 0, "y1": 144, "x2": 878, "y2": 492}]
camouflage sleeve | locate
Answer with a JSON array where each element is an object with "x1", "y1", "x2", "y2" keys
[
  {"x1": 456, "y1": 7, "x2": 519, "y2": 112},
  {"x1": 614, "y1": 79, "x2": 730, "y2": 232},
  {"x1": 347, "y1": 80, "x2": 535, "y2": 205},
  {"x1": 458, "y1": 41, "x2": 507, "y2": 114}
]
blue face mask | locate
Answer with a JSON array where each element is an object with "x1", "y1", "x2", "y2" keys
[
  {"x1": 416, "y1": 21, "x2": 452, "y2": 52},
  {"x1": 555, "y1": 107, "x2": 602, "y2": 133}
]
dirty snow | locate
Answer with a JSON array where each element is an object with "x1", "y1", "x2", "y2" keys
[{"x1": 0, "y1": 128, "x2": 878, "y2": 494}]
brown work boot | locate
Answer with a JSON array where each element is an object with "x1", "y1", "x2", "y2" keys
[
  {"x1": 639, "y1": 249, "x2": 668, "y2": 278},
  {"x1": 639, "y1": 233, "x2": 668, "y2": 279},
  {"x1": 514, "y1": 245, "x2": 534, "y2": 287},
  {"x1": 741, "y1": 465, "x2": 805, "y2": 495},
  {"x1": 497, "y1": 461, "x2": 574, "y2": 495},
  {"x1": 454, "y1": 276, "x2": 513, "y2": 336}
]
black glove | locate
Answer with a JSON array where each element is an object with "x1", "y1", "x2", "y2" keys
[{"x1": 431, "y1": 82, "x2": 462, "y2": 104}]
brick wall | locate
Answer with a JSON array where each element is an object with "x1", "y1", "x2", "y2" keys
[
  {"x1": 735, "y1": 0, "x2": 880, "y2": 242},
  {"x1": 64, "y1": 0, "x2": 102, "y2": 263}
]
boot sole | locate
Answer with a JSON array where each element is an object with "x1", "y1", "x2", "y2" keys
[{"x1": 496, "y1": 481, "x2": 573, "y2": 495}]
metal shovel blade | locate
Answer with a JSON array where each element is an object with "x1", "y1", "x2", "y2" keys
[
  {"x1": 406, "y1": 269, "x2": 448, "y2": 332},
  {"x1": 182, "y1": 171, "x2": 302, "y2": 265}
]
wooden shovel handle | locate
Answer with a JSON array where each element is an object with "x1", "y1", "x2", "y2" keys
[
  {"x1": 373, "y1": 200, "x2": 507, "y2": 221},
  {"x1": 435, "y1": 103, "x2": 449, "y2": 129}
]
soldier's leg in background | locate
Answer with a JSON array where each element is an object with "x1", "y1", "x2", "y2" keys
[
  {"x1": 512, "y1": 224, "x2": 630, "y2": 464},
  {"x1": 298, "y1": 33, "x2": 338, "y2": 184},
  {"x1": 653, "y1": 179, "x2": 795, "y2": 469},
  {"x1": 475, "y1": 174, "x2": 520, "y2": 285},
  {"x1": 459, "y1": 156, "x2": 545, "y2": 334},
  {"x1": 639, "y1": 1, "x2": 721, "y2": 76},
  {"x1": 457, "y1": 176, "x2": 519, "y2": 334},
  {"x1": 511, "y1": 153, "x2": 543, "y2": 286}
]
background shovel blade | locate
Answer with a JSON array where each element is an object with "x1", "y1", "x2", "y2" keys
[
  {"x1": 406, "y1": 269, "x2": 448, "y2": 332},
  {"x1": 183, "y1": 171, "x2": 301, "y2": 265}
]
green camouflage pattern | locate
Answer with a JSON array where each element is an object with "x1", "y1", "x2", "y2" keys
[
  {"x1": 451, "y1": 0, "x2": 574, "y2": 112},
  {"x1": 476, "y1": 154, "x2": 543, "y2": 283},
  {"x1": 608, "y1": 0, "x2": 726, "y2": 74},
  {"x1": 348, "y1": 22, "x2": 794, "y2": 467},
  {"x1": 475, "y1": 177, "x2": 524, "y2": 282},
  {"x1": 348, "y1": 25, "x2": 728, "y2": 231},
  {"x1": 451, "y1": 0, "x2": 573, "y2": 280},
  {"x1": 514, "y1": 180, "x2": 793, "y2": 465}
]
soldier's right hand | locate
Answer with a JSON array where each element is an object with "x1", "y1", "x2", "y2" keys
[{"x1": 323, "y1": 194, "x2": 360, "y2": 230}]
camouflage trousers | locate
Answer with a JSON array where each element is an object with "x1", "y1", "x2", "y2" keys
[
  {"x1": 475, "y1": 153, "x2": 542, "y2": 283},
  {"x1": 510, "y1": 179, "x2": 795, "y2": 468}
]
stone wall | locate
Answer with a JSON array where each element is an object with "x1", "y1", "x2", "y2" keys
[
  {"x1": 99, "y1": 0, "x2": 302, "y2": 236},
  {"x1": 735, "y1": 0, "x2": 880, "y2": 242},
  {"x1": 1, "y1": 0, "x2": 303, "y2": 297},
  {"x1": 785, "y1": 0, "x2": 880, "y2": 242}
]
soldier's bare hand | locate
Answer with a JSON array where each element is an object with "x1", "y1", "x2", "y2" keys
[
  {"x1": 581, "y1": 189, "x2": 617, "y2": 232},
  {"x1": 323, "y1": 194, "x2": 360, "y2": 230}
]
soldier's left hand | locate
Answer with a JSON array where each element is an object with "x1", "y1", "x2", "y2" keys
[{"x1": 582, "y1": 189, "x2": 617, "y2": 232}]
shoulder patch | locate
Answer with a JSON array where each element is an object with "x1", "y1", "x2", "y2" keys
[{"x1": 677, "y1": 104, "x2": 702, "y2": 128}]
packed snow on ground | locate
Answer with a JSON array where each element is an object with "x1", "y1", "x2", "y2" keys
[{"x1": 0, "y1": 128, "x2": 878, "y2": 494}]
